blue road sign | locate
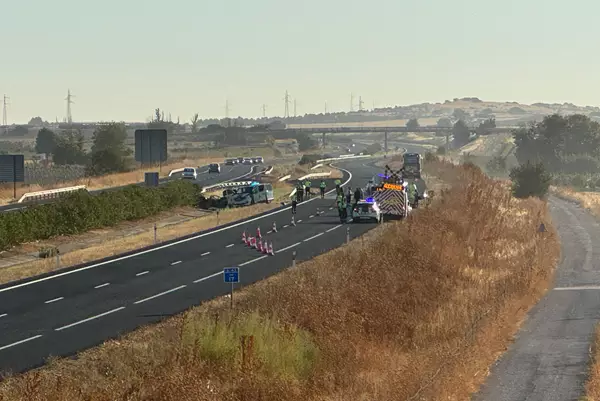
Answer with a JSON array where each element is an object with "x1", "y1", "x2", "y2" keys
[{"x1": 223, "y1": 267, "x2": 239, "y2": 283}]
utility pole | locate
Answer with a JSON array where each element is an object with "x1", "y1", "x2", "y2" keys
[
  {"x1": 262, "y1": 104, "x2": 267, "y2": 117},
  {"x1": 350, "y1": 93, "x2": 354, "y2": 112},
  {"x1": 293, "y1": 98, "x2": 297, "y2": 117},
  {"x1": 283, "y1": 90, "x2": 291, "y2": 118},
  {"x1": 358, "y1": 96, "x2": 364, "y2": 111},
  {"x1": 65, "y1": 89, "x2": 75, "y2": 124},
  {"x1": 324, "y1": 101, "x2": 328, "y2": 114},
  {"x1": 2, "y1": 95, "x2": 9, "y2": 133},
  {"x1": 225, "y1": 99, "x2": 230, "y2": 118}
]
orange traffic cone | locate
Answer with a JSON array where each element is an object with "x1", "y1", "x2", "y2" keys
[
  {"x1": 269, "y1": 242, "x2": 274, "y2": 255},
  {"x1": 257, "y1": 227, "x2": 262, "y2": 239},
  {"x1": 257, "y1": 240, "x2": 263, "y2": 253},
  {"x1": 242, "y1": 231, "x2": 247, "y2": 244},
  {"x1": 272, "y1": 221, "x2": 277, "y2": 232},
  {"x1": 263, "y1": 239, "x2": 269, "y2": 254}
]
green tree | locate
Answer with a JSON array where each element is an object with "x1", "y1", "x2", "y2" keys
[
  {"x1": 406, "y1": 118, "x2": 420, "y2": 131},
  {"x1": 453, "y1": 108, "x2": 468, "y2": 120},
  {"x1": 35, "y1": 128, "x2": 57, "y2": 156},
  {"x1": 509, "y1": 161, "x2": 551, "y2": 199},
  {"x1": 53, "y1": 130, "x2": 88, "y2": 165},
  {"x1": 88, "y1": 123, "x2": 131, "y2": 175},
  {"x1": 296, "y1": 133, "x2": 317, "y2": 151},
  {"x1": 452, "y1": 119, "x2": 470, "y2": 146},
  {"x1": 476, "y1": 118, "x2": 496, "y2": 135},
  {"x1": 437, "y1": 117, "x2": 453, "y2": 128}
]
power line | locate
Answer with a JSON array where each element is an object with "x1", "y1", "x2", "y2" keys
[
  {"x1": 350, "y1": 93, "x2": 354, "y2": 112},
  {"x1": 262, "y1": 104, "x2": 267, "y2": 117},
  {"x1": 293, "y1": 98, "x2": 297, "y2": 117},
  {"x1": 358, "y1": 96, "x2": 364, "y2": 112},
  {"x1": 283, "y1": 90, "x2": 291, "y2": 118},
  {"x1": 2, "y1": 95, "x2": 9, "y2": 130},
  {"x1": 225, "y1": 99, "x2": 230, "y2": 118},
  {"x1": 325, "y1": 101, "x2": 328, "y2": 114},
  {"x1": 65, "y1": 89, "x2": 75, "y2": 124}
]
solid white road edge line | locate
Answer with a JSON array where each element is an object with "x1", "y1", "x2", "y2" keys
[
  {"x1": 0, "y1": 166, "x2": 352, "y2": 293},
  {"x1": 554, "y1": 286, "x2": 600, "y2": 290},
  {"x1": 133, "y1": 285, "x2": 187, "y2": 305},
  {"x1": 276, "y1": 242, "x2": 301, "y2": 253},
  {"x1": 136, "y1": 271, "x2": 149, "y2": 276},
  {"x1": 326, "y1": 225, "x2": 342, "y2": 233},
  {"x1": 94, "y1": 283, "x2": 110, "y2": 289},
  {"x1": 239, "y1": 255, "x2": 269, "y2": 266},
  {"x1": 55, "y1": 307, "x2": 126, "y2": 331},
  {"x1": 304, "y1": 233, "x2": 324, "y2": 242},
  {"x1": 193, "y1": 271, "x2": 222, "y2": 284},
  {"x1": 0, "y1": 335, "x2": 43, "y2": 351},
  {"x1": 44, "y1": 297, "x2": 63, "y2": 304}
]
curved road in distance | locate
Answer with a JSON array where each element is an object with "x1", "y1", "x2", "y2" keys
[{"x1": 0, "y1": 157, "x2": 387, "y2": 375}]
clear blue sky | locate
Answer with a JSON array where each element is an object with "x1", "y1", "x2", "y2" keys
[{"x1": 4, "y1": 0, "x2": 599, "y2": 123}]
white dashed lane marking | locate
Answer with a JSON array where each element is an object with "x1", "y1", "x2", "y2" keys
[
  {"x1": 226, "y1": 244, "x2": 234, "y2": 248},
  {"x1": 0, "y1": 335, "x2": 43, "y2": 351},
  {"x1": 134, "y1": 285, "x2": 187, "y2": 305},
  {"x1": 55, "y1": 307, "x2": 126, "y2": 331},
  {"x1": 44, "y1": 297, "x2": 63, "y2": 304},
  {"x1": 170, "y1": 260, "x2": 182, "y2": 265},
  {"x1": 136, "y1": 271, "x2": 149, "y2": 277},
  {"x1": 201, "y1": 252, "x2": 211, "y2": 256},
  {"x1": 94, "y1": 283, "x2": 110, "y2": 289}
]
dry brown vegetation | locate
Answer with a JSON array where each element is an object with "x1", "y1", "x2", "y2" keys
[
  {"x1": 585, "y1": 325, "x2": 600, "y2": 400},
  {"x1": 551, "y1": 186, "x2": 600, "y2": 218},
  {"x1": 0, "y1": 156, "x2": 225, "y2": 205},
  {"x1": 0, "y1": 159, "x2": 559, "y2": 400}
]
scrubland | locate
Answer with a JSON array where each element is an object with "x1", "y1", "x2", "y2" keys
[{"x1": 0, "y1": 159, "x2": 559, "y2": 400}]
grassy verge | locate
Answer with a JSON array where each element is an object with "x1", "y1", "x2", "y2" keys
[
  {"x1": 0, "y1": 159, "x2": 559, "y2": 400},
  {"x1": 585, "y1": 325, "x2": 600, "y2": 400},
  {"x1": 0, "y1": 181, "x2": 292, "y2": 286},
  {"x1": 551, "y1": 186, "x2": 600, "y2": 217},
  {"x1": 0, "y1": 156, "x2": 226, "y2": 206}
]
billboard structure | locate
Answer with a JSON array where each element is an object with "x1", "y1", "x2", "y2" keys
[
  {"x1": 134, "y1": 129, "x2": 168, "y2": 167},
  {"x1": 0, "y1": 154, "x2": 25, "y2": 199}
]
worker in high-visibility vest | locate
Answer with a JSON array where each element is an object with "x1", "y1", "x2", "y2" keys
[
  {"x1": 296, "y1": 181, "x2": 304, "y2": 202},
  {"x1": 334, "y1": 179, "x2": 342, "y2": 195},
  {"x1": 407, "y1": 181, "x2": 417, "y2": 206},
  {"x1": 320, "y1": 180, "x2": 327, "y2": 198},
  {"x1": 304, "y1": 180, "x2": 311, "y2": 198}
]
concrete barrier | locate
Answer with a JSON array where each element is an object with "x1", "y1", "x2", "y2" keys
[
  {"x1": 168, "y1": 168, "x2": 185, "y2": 177},
  {"x1": 18, "y1": 185, "x2": 88, "y2": 203},
  {"x1": 278, "y1": 174, "x2": 291, "y2": 182},
  {"x1": 310, "y1": 163, "x2": 324, "y2": 170},
  {"x1": 298, "y1": 172, "x2": 332, "y2": 181}
]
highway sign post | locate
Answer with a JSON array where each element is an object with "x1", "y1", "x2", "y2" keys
[
  {"x1": 134, "y1": 129, "x2": 168, "y2": 170},
  {"x1": 223, "y1": 267, "x2": 239, "y2": 308},
  {"x1": 0, "y1": 155, "x2": 24, "y2": 199}
]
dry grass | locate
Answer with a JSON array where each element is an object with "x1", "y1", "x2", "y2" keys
[
  {"x1": 584, "y1": 325, "x2": 600, "y2": 400},
  {"x1": 287, "y1": 118, "x2": 441, "y2": 129},
  {"x1": 0, "y1": 181, "x2": 292, "y2": 286},
  {"x1": 0, "y1": 160, "x2": 559, "y2": 400},
  {"x1": 0, "y1": 156, "x2": 225, "y2": 205},
  {"x1": 551, "y1": 186, "x2": 600, "y2": 217}
]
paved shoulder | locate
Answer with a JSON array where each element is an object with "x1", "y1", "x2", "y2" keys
[{"x1": 473, "y1": 196, "x2": 600, "y2": 401}]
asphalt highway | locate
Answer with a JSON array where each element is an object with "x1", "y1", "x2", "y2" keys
[
  {"x1": 0, "y1": 158, "x2": 384, "y2": 375},
  {"x1": 473, "y1": 196, "x2": 600, "y2": 400},
  {"x1": 0, "y1": 163, "x2": 257, "y2": 213}
]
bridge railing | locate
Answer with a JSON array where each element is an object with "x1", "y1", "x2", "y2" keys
[{"x1": 18, "y1": 185, "x2": 88, "y2": 204}]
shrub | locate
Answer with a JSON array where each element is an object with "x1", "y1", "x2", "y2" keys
[
  {"x1": 298, "y1": 154, "x2": 320, "y2": 166},
  {"x1": 436, "y1": 145, "x2": 446, "y2": 155},
  {"x1": 0, "y1": 181, "x2": 202, "y2": 251},
  {"x1": 364, "y1": 143, "x2": 382, "y2": 155},
  {"x1": 509, "y1": 161, "x2": 552, "y2": 199}
]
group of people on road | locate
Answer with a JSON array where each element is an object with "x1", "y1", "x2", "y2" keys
[{"x1": 291, "y1": 178, "x2": 329, "y2": 214}]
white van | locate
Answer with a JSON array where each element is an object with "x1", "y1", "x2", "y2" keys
[{"x1": 224, "y1": 182, "x2": 274, "y2": 207}]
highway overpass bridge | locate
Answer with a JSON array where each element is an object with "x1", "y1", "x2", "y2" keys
[
  {"x1": 286, "y1": 126, "x2": 517, "y2": 134},
  {"x1": 285, "y1": 125, "x2": 518, "y2": 152}
]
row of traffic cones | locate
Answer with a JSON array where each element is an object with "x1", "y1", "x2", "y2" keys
[{"x1": 242, "y1": 231, "x2": 275, "y2": 255}]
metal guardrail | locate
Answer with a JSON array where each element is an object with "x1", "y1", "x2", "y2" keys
[
  {"x1": 263, "y1": 166, "x2": 274, "y2": 175},
  {"x1": 201, "y1": 181, "x2": 256, "y2": 193},
  {"x1": 316, "y1": 154, "x2": 371, "y2": 163},
  {"x1": 278, "y1": 174, "x2": 291, "y2": 182},
  {"x1": 18, "y1": 185, "x2": 88, "y2": 203},
  {"x1": 310, "y1": 163, "x2": 324, "y2": 170}
]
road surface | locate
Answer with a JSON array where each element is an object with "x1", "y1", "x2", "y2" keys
[
  {"x1": 0, "y1": 158, "x2": 384, "y2": 375},
  {"x1": 473, "y1": 195, "x2": 600, "y2": 401}
]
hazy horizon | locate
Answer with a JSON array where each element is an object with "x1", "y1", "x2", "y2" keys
[{"x1": 5, "y1": 0, "x2": 600, "y2": 124}]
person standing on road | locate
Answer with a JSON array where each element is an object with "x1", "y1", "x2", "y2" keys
[
  {"x1": 354, "y1": 187, "x2": 363, "y2": 205},
  {"x1": 296, "y1": 181, "x2": 304, "y2": 202},
  {"x1": 320, "y1": 180, "x2": 326, "y2": 198},
  {"x1": 291, "y1": 197, "x2": 298, "y2": 214},
  {"x1": 407, "y1": 181, "x2": 416, "y2": 206},
  {"x1": 346, "y1": 187, "x2": 352, "y2": 204}
]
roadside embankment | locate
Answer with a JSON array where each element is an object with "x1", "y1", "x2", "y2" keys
[{"x1": 0, "y1": 159, "x2": 559, "y2": 400}]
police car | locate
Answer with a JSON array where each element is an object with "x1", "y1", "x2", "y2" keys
[{"x1": 352, "y1": 198, "x2": 382, "y2": 223}]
